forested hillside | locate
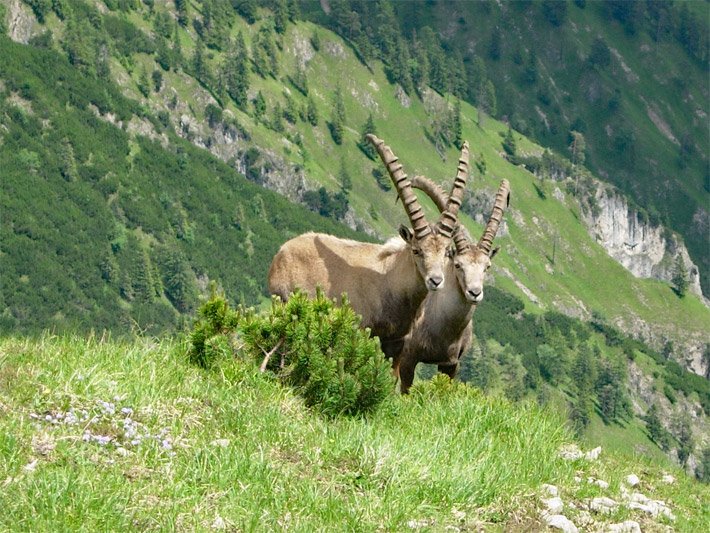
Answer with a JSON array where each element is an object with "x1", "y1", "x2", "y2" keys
[
  {"x1": 0, "y1": 36, "x2": 360, "y2": 334},
  {"x1": 1, "y1": 0, "x2": 709, "y2": 480}
]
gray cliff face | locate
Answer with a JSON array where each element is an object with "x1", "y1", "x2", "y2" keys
[
  {"x1": 7, "y1": 0, "x2": 38, "y2": 44},
  {"x1": 582, "y1": 185, "x2": 703, "y2": 299}
]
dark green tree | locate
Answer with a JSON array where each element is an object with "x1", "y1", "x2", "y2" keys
[
  {"x1": 502, "y1": 126, "x2": 517, "y2": 156},
  {"x1": 450, "y1": 99, "x2": 462, "y2": 148},
  {"x1": 672, "y1": 255, "x2": 689, "y2": 297},
  {"x1": 151, "y1": 69, "x2": 163, "y2": 92},
  {"x1": 191, "y1": 38, "x2": 213, "y2": 90},
  {"x1": 172, "y1": 22, "x2": 184, "y2": 68},
  {"x1": 306, "y1": 95, "x2": 318, "y2": 126},
  {"x1": 358, "y1": 113, "x2": 377, "y2": 160},
  {"x1": 221, "y1": 32, "x2": 250, "y2": 109},
  {"x1": 674, "y1": 415, "x2": 693, "y2": 467},
  {"x1": 588, "y1": 37, "x2": 611, "y2": 68},
  {"x1": 273, "y1": 0, "x2": 288, "y2": 34},
  {"x1": 338, "y1": 157, "x2": 352, "y2": 193},
  {"x1": 253, "y1": 90, "x2": 266, "y2": 121},
  {"x1": 286, "y1": 0, "x2": 300, "y2": 22},
  {"x1": 488, "y1": 26, "x2": 501, "y2": 61},
  {"x1": 329, "y1": 86, "x2": 346, "y2": 145},
  {"x1": 174, "y1": 0, "x2": 188, "y2": 26},
  {"x1": 252, "y1": 23, "x2": 279, "y2": 78},
  {"x1": 234, "y1": 0, "x2": 258, "y2": 24}
]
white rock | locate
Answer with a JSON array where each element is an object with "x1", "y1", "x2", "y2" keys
[
  {"x1": 559, "y1": 445, "x2": 584, "y2": 460},
  {"x1": 23, "y1": 460, "x2": 38, "y2": 473},
  {"x1": 590, "y1": 497, "x2": 618, "y2": 514},
  {"x1": 210, "y1": 439, "x2": 230, "y2": 448},
  {"x1": 661, "y1": 474, "x2": 675, "y2": 484},
  {"x1": 608, "y1": 520, "x2": 641, "y2": 533},
  {"x1": 115, "y1": 447, "x2": 130, "y2": 457},
  {"x1": 541, "y1": 484, "x2": 559, "y2": 497},
  {"x1": 625, "y1": 474, "x2": 640, "y2": 487},
  {"x1": 628, "y1": 492, "x2": 649, "y2": 504},
  {"x1": 587, "y1": 477, "x2": 609, "y2": 489},
  {"x1": 585, "y1": 446, "x2": 602, "y2": 460},
  {"x1": 544, "y1": 514, "x2": 578, "y2": 533},
  {"x1": 211, "y1": 516, "x2": 226, "y2": 530},
  {"x1": 543, "y1": 497, "x2": 564, "y2": 514}
]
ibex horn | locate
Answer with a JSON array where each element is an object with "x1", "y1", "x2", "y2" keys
[
  {"x1": 478, "y1": 179, "x2": 511, "y2": 254},
  {"x1": 367, "y1": 134, "x2": 431, "y2": 239},
  {"x1": 412, "y1": 175, "x2": 470, "y2": 254},
  {"x1": 436, "y1": 141, "x2": 469, "y2": 239}
]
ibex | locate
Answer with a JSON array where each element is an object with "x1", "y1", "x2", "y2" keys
[
  {"x1": 268, "y1": 134, "x2": 468, "y2": 359},
  {"x1": 395, "y1": 175, "x2": 511, "y2": 393}
]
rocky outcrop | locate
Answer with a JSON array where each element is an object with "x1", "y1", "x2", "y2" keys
[
  {"x1": 581, "y1": 183, "x2": 703, "y2": 300},
  {"x1": 7, "y1": 0, "x2": 38, "y2": 44}
]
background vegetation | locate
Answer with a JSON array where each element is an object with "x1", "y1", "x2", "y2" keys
[{"x1": 1, "y1": 0, "x2": 708, "y2": 487}]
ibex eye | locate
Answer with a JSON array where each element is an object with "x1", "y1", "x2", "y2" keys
[
  {"x1": 412, "y1": 249, "x2": 420, "y2": 255},
  {"x1": 455, "y1": 263, "x2": 461, "y2": 269}
]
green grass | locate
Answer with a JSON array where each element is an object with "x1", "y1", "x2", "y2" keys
[{"x1": 1, "y1": 335, "x2": 707, "y2": 531}]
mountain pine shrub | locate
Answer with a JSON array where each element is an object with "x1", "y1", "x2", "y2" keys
[{"x1": 189, "y1": 289, "x2": 394, "y2": 417}]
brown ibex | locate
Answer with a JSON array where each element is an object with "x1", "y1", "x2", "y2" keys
[
  {"x1": 395, "y1": 175, "x2": 511, "y2": 393},
  {"x1": 268, "y1": 135, "x2": 468, "y2": 359}
]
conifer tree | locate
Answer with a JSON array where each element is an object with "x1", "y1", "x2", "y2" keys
[
  {"x1": 58, "y1": 138, "x2": 78, "y2": 182},
  {"x1": 174, "y1": 0, "x2": 188, "y2": 27},
  {"x1": 156, "y1": 36, "x2": 172, "y2": 71},
  {"x1": 569, "y1": 130, "x2": 586, "y2": 166},
  {"x1": 338, "y1": 157, "x2": 352, "y2": 193},
  {"x1": 286, "y1": 0, "x2": 300, "y2": 22},
  {"x1": 273, "y1": 0, "x2": 288, "y2": 34},
  {"x1": 358, "y1": 113, "x2": 377, "y2": 160},
  {"x1": 329, "y1": 86, "x2": 346, "y2": 145},
  {"x1": 478, "y1": 80, "x2": 497, "y2": 125},
  {"x1": 253, "y1": 91, "x2": 266, "y2": 121},
  {"x1": 451, "y1": 99, "x2": 462, "y2": 148},
  {"x1": 252, "y1": 23, "x2": 279, "y2": 78},
  {"x1": 222, "y1": 32, "x2": 250, "y2": 109},
  {"x1": 172, "y1": 22, "x2": 184, "y2": 69},
  {"x1": 192, "y1": 38, "x2": 213, "y2": 90},
  {"x1": 306, "y1": 95, "x2": 318, "y2": 126},
  {"x1": 502, "y1": 126, "x2": 517, "y2": 156},
  {"x1": 672, "y1": 255, "x2": 689, "y2": 297}
]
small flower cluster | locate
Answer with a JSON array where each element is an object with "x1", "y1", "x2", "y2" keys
[{"x1": 29, "y1": 398, "x2": 176, "y2": 456}]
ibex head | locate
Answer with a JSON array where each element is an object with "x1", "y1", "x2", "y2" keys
[
  {"x1": 411, "y1": 174, "x2": 510, "y2": 303},
  {"x1": 367, "y1": 134, "x2": 468, "y2": 291}
]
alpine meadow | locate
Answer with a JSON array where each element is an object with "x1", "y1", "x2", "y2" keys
[{"x1": 0, "y1": 1, "x2": 708, "y2": 530}]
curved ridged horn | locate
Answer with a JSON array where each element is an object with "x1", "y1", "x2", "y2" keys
[
  {"x1": 436, "y1": 141, "x2": 469, "y2": 238},
  {"x1": 412, "y1": 175, "x2": 470, "y2": 254},
  {"x1": 366, "y1": 134, "x2": 431, "y2": 238},
  {"x1": 478, "y1": 179, "x2": 511, "y2": 254}
]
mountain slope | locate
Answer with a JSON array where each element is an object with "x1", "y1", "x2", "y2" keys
[
  {"x1": 0, "y1": 335, "x2": 707, "y2": 530},
  {"x1": 1, "y1": 0, "x2": 708, "y2": 475}
]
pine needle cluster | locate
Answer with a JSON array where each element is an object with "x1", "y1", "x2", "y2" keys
[{"x1": 189, "y1": 289, "x2": 394, "y2": 417}]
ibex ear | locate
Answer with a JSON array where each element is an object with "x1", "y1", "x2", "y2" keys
[
  {"x1": 489, "y1": 246, "x2": 501, "y2": 260},
  {"x1": 399, "y1": 225, "x2": 414, "y2": 243}
]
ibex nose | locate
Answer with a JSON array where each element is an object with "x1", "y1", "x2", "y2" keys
[
  {"x1": 467, "y1": 289, "x2": 482, "y2": 301},
  {"x1": 428, "y1": 275, "x2": 443, "y2": 289}
]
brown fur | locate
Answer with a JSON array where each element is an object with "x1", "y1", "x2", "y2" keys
[
  {"x1": 397, "y1": 248, "x2": 496, "y2": 393},
  {"x1": 267, "y1": 229, "x2": 451, "y2": 359},
  {"x1": 397, "y1": 178, "x2": 510, "y2": 393}
]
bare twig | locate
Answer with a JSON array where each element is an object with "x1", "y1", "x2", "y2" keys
[{"x1": 259, "y1": 339, "x2": 284, "y2": 373}]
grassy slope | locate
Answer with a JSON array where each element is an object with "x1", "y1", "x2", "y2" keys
[{"x1": 1, "y1": 336, "x2": 707, "y2": 531}]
